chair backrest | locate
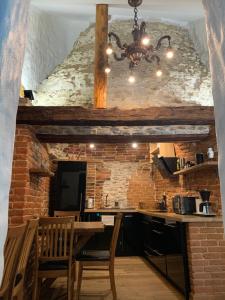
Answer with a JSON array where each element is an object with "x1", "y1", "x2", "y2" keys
[
  {"x1": 16, "y1": 218, "x2": 39, "y2": 282},
  {"x1": 0, "y1": 224, "x2": 26, "y2": 300},
  {"x1": 38, "y1": 217, "x2": 74, "y2": 262},
  {"x1": 110, "y1": 213, "x2": 123, "y2": 262},
  {"x1": 54, "y1": 210, "x2": 80, "y2": 221}
]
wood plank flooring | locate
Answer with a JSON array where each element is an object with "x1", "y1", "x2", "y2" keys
[{"x1": 42, "y1": 257, "x2": 184, "y2": 300}]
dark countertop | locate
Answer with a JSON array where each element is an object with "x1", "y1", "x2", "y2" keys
[{"x1": 84, "y1": 208, "x2": 222, "y2": 223}]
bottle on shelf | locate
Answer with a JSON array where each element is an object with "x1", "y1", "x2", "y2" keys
[{"x1": 207, "y1": 147, "x2": 214, "y2": 159}]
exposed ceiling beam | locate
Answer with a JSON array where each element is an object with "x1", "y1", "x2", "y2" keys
[
  {"x1": 17, "y1": 106, "x2": 215, "y2": 126},
  {"x1": 36, "y1": 134, "x2": 209, "y2": 143}
]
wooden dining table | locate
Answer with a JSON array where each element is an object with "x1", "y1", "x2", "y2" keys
[{"x1": 73, "y1": 221, "x2": 104, "y2": 255}]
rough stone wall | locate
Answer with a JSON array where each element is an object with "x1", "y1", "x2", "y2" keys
[
  {"x1": 47, "y1": 143, "x2": 155, "y2": 208},
  {"x1": 9, "y1": 126, "x2": 50, "y2": 224},
  {"x1": 34, "y1": 20, "x2": 213, "y2": 108}
]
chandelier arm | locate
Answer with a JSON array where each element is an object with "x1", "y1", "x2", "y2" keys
[
  {"x1": 113, "y1": 53, "x2": 126, "y2": 61},
  {"x1": 129, "y1": 61, "x2": 135, "y2": 69},
  {"x1": 108, "y1": 32, "x2": 124, "y2": 50},
  {"x1": 140, "y1": 21, "x2": 146, "y2": 35},
  {"x1": 145, "y1": 54, "x2": 160, "y2": 65},
  {"x1": 155, "y1": 35, "x2": 171, "y2": 50}
]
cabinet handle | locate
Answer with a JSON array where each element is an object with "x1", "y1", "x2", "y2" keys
[
  {"x1": 152, "y1": 249, "x2": 164, "y2": 256},
  {"x1": 152, "y1": 229, "x2": 163, "y2": 235},
  {"x1": 152, "y1": 220, "x2": 163, "y2": 224},
  {"x1": 165, "y1": 224, "x2": 176, "y2": 229}
]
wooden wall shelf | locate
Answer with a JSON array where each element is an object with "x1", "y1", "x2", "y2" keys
[
  {"x1": 29, "y1": 168, "x2": 54, "y2": 177},
  {"x1": 173, "y1": 161, "x2": 218, "y2": 176}
]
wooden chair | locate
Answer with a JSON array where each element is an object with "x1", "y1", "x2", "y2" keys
[
  {"x1": 54, "y1": 210, "x2": 80, "y2": 221},
  {"x1": 76, "y1": 213, "x2": 123, "y2": 300},
  {"x1": 0, "y1": 224, "x2": 26, "y2": 300},
  {"x1": 13, "y1": 218, "x2": 39, "y2": 300},
  {"x1": 34, "y1": 217, "x2": 76, "y2": 300}
]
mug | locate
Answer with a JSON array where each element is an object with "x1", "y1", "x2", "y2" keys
[{"x1": 196, "y1": 153, "x2": 204, "y2": 164}]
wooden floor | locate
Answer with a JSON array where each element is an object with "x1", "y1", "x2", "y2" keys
[{"x1": 42, "y1": 257, "x2": 184, "y2": 300}]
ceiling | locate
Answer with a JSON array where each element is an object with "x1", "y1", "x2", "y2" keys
[{"x1": 31, "y1": 0, "x2": 204, "y2": 24}]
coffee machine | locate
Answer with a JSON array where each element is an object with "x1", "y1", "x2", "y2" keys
[{"x1": 199, "y1": 190, "x2": 215, "y2": 216}]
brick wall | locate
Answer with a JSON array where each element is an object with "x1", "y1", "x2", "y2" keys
[
  {"x1": 152, "y1": 127, "x2": 221, "y2": 214},
  {"x1": 9, "y1": 125, "x2": 51, "y2": 224},
  {"x1": 187, "y1": 222, "x2": 225, "y2": 300},
  {"x1": 48, "y1": 143, "x2": 155, "y2": 209}
]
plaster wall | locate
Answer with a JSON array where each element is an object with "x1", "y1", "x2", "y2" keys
[
  {"x1": 188, "y1": 18, "x2": 209, "y2": 67},
  {"x1": 34, "y1": 20, "x2": 213, "y2": 108},
  {"x1": 22, "y1": 6, "x2": 90, "y2": 91},
  {"x1": 0, "y1": 0, "x2": 30, "y2": 282}
]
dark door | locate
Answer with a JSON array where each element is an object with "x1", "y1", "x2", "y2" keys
[{"x1": 53, "y1": 161, "x2": 87, "y2": 212}]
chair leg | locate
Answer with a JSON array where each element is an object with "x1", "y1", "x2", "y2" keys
[
  {"x1": 68, "y1": 268, "x2": 73, "y2": 300},
  {"x1": 76, "y1": 263, "x2": 83, "y2": 300},
  {"x1": 33, "y1": 278, "x2": 42, "y2": 300},
  {"x1": 109, "y1": 266, "x2": 117, "y2": 300},
  {"x1": 16, "y1": 289, "x2": 24, "y2": 300},
  {"x1": 70, "y1": 264, "x2": 76, "y2": 300}
]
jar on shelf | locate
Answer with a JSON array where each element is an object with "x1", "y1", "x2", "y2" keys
[{"x1": 207, "y1": 147, "x2": 214, "y2": 159}]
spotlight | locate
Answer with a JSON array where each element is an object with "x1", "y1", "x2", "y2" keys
[
  {"x1": 132, "y1": 142, "x2": 138, "y2": 149},
  {"x1": 89, "y1": 143, "x2": 95, "y2": 149}
]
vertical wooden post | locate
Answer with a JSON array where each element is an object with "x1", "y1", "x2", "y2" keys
[{"x1": 94, "y1": 4, "x2": 108, "y2": 109}]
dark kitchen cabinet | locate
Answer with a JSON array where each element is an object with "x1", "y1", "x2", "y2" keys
[
  {"x1": 82, "y1": 212, "x2": 141, "y2": 256},
  {"x1": 164, "y1": 222, "x2": 189, "y2": 293},
  {"x1": 142, "y1": 217, "x2": 167, "y2": 275},
  {"x1": 142, "y1": 216, "x2": 190, "y2": 299}
]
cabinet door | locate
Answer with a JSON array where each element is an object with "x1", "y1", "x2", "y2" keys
[
  {"x1": 122, "y1": 214, "x2": 142, "y2": 255},
  {"x1": 146, "y1": 218, "x2": 167, "y2": 275},
  {"x1": 165, "y1": 223, "x2": 188, "y2": 293}
]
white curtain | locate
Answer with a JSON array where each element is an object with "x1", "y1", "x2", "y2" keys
[
  {"x1": 0, "y1": 0, "x2": 30, "y2": 282},
  {"x1": 202, "y1": 0, "x2": 225, "y2": 225}
]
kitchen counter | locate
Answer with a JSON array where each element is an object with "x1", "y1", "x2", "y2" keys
[
  {"x1": 84, "y1": 208, "x2": 222, "y2": 222},
  {"x1": 84, "y1": 208, "x2": 137, "y2": 213}
]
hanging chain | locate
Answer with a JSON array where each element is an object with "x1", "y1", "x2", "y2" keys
[{"x1": 133, "y1": 6, "x2": 139, "y2": 29}]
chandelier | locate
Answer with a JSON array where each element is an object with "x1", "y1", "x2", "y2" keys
[{"x1": 105, "y1": 0, "x2": 174, "y2": 83}]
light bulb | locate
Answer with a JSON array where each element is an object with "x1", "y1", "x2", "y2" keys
[
  {"x1": 106, "y1": 44, "x2": 113, "y2": 55},
  {"x1": 132, "y1": 142, "x2": 138, "y2": 149},
  {"x1": 105, "y1": 66, "x2": 111, "y2": 74},
  {"x1": 166, "y1": 50, "x2": 174, "y2": 59},
  {"x1": 142, "y1": 36, "x2": 150, "y2": 46},
  {"x1": 89, "y1": 143, "x2": 95, "y2": 149},
  {"x1": 156, "y1": 69, "x2": 162, "y2": 77},
  {"x1": 128, "y1": 75, "x2": 136, "y2": 83}
]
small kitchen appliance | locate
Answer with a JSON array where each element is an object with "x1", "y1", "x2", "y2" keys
[
  {"x1": 172, "y1": 195, "x2": 196, "y2": 215},
  {"x1": 198, "y1": 190, "x2": 215, "y2": 216}
]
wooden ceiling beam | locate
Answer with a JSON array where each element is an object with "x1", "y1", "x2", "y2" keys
[
  {"x1": 94, "y1": 4, "x2": 108, "y2": 108},
  {"x1": 36, "y1": 134, "x2": 209, "y2": 144},
  {"x1": 17, "y1": 106, "x2": 215, "y2": 126}
]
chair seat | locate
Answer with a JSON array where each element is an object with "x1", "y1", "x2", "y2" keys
[
  {"x1": 39, "y1": 261, "x2": 68, "y2": 270},
  {"x1": 76, "y1": 250, "x2": 110, "y2": 261}
]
